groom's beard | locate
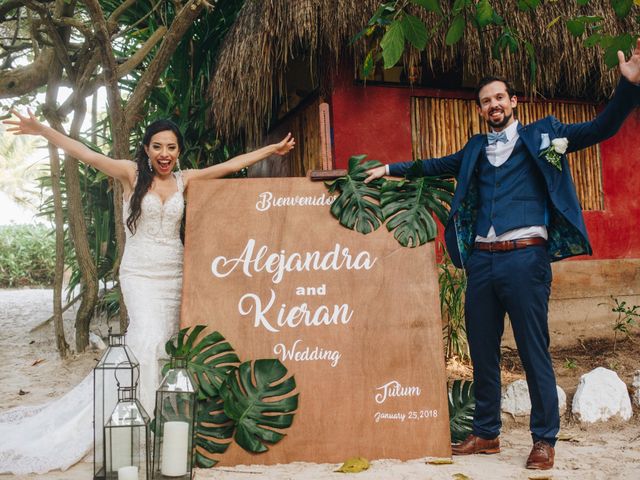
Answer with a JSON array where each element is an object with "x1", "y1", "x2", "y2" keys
[{"x1": 487, "y1": 111, "x2": 513, "y2": 130}]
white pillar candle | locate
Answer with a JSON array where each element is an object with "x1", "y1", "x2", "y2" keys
[
  {"x1": 118, "y1": 465, "x2": 139, "y2": 480},
  {"x1": 110, "y1": 427, "x2": 132, "y2": 471},
  {"x1": 160, "y1": 421, "x2": 190, "y2": 476}
]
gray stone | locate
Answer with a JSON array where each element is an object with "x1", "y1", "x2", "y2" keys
[
  {"x1": 501, "y1": 379, "x2": 566, "y2": 416},
  {"x1": 572, "y1": 367, "x2": 632, "y2": 423}
]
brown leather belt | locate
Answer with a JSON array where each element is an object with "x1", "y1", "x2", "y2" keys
[{"x1": 474, "y1": 237, "x2": 547, "y2": 252}]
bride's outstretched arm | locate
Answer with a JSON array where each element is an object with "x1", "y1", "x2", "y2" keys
[
  {"x1": 3, "y1": 109, "x2": 136, "y2": 187},
  {"x1": 182, "y1": 133, "x2": 295, "y2": 187}
]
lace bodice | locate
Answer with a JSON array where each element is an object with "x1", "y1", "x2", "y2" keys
[{"x1": 123, "y1": 171, "x2": 185, "y2": 244}]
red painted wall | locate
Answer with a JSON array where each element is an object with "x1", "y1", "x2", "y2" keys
[{"x1": 331, "y1": 72, "x2": 640, "y2": 260}]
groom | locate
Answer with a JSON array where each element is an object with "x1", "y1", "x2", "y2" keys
[{"x1": 365, "y1": 40, "x2": 640, "y2": 470}]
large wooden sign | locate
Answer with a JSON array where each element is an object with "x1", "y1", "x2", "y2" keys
[{"x1": 181, "y1": 178, "x2": 450, "y2": 465}]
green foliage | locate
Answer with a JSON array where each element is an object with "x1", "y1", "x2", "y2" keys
[
  {"x1": 162, "y1": 326, "x2": 298, "y2": 466},
  {"x1": 381, "y1": 169, "x2": 454, "y2": 247},
  {"x1": 358, "y1": 0, "x2": 638, "y2": 86},
  {"x1": 221, "y1": 360, "x2": 299, "y2": 453},
  {"x1": 0, "y1": 224, "x2": 55, "y2": 287},
  {"x1": 326, "y1": 155, "x2": 385, "y2": 234},
  {"x1": 612, "y1": 0, "x2": 634, "y2": 18},
  {"x1": 439, "y1": 245, "x2": 468, "y2": 361},
  {"x1": 164, "y1": 325, "x2": 241, "y2": 399},
  {"x1": 326, "y1": 156, "x2": 453, "y2": 247},
  {"x1": 448, "y1": 379, "x2": 475, "y2": 443},
  {"x1": 564, "y1": 358, "x2": 577, "y2": 369},
  {"x1": 445, "y1": 15, "x2": 465, "y2": 45},
  {"x1": 601, "y1": 297, "x2": 640, "y2": 353}
]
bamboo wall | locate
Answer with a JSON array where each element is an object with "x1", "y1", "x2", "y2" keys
[{"x1": 411, "y1": 97, "x2": 604, "y2": 210}]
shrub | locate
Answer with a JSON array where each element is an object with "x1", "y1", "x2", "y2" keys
[{"x1": 0, "y1": 224, "x2": 56, "y2": 287}]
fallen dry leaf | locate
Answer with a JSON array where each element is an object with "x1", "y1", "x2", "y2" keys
[
  {"x1": 453, "y1": 473, "x2": 471, "y2": 480},
  {"x1": 335, "y1": 457, "x2": 370, "y2": 473},
  {"x1": 427, "y1": 458, "x2": 453, "y2": 465},
  {"x1": 31, "y1": 358, "x2": 45, "y2": 366},
  {"x1": 18, "y1": 389, "x2": 29, "y2": 395}
]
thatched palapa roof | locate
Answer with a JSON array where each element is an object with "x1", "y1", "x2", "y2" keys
[{"x1": 209, "y1": 0, "x2": 637, "y2": 144}]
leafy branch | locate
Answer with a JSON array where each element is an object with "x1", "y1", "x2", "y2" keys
[{"x1": 357, "y1": 0, "x2": 639, "y2": 85}]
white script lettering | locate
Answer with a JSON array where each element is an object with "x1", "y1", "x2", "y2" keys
[
  {"x1": 273, "y1": 339, "x2": 341, "y2": 367},
  {"x1": 256, "y1": 191, "x2": 336, "y2": 212},
  {"x1": 211, "y1": 239, "x2": 378, "y2": 284},
  {"x1": 374, "y1": 380, "x2": 422, "y2": 404},
  {"x1": 239, "y1": 289, "x2": 354, "y2": 333},
  {"x1": 374, "y1": 412, "x2": 406, "y2": 423}
]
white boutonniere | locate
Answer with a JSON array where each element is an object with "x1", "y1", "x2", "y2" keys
[{"x1": 539, "y1": 134, "x2": 567, "y2": 171}]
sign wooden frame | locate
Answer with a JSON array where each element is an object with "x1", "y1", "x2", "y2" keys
[{"x1": 181, "y1": 178, "x2": 450, "y2": 465}]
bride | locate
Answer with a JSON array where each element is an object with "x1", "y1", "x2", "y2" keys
[{"x1": 0, "y1": 111, "x2": 295, "y2": 474}]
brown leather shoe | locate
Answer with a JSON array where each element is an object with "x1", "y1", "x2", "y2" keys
[
  {"x1": 526, "y1": 441, "x2": 555, "y2": 470},
  {"x1": 451, "y1": 434, "x2": 500, "y2": 455}
]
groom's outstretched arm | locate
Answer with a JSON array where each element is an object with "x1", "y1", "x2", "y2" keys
[{"x1": 558, "y1": 39, "x2": 640, "y2": 153}]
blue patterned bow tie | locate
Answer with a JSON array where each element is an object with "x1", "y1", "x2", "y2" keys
[{"x1": 487, "y1": 131, "x2": 508, "y2": 145}]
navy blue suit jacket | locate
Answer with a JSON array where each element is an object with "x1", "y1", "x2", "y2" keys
[{"x1": 389, "y1": 78, "x2": 640, "y2": 268}]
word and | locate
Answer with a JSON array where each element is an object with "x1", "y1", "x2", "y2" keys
[
  {"x1": 273, "y1": 339, "x2": 341, "y2": 367},
  {"x1": 375, "y1": 380, "x2": 422, "y2": 404},
  {"x1": 239, "y1": 289, "x2": 353, "y2": 333},
  {"x1": 211, "y1": 239, "x2": 378, "y2": 285}
]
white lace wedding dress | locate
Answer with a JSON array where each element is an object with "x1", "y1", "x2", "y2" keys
[{"x1": 0, "y1": 172, "x2": 185, "y2": 474}]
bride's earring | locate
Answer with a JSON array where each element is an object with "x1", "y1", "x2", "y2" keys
[
  {"x1": 147, "y1": 158, "x2": 153, "y2": 172},
  {"x1": 176, "y1": 158, "x2": 181, "y2": 170}
]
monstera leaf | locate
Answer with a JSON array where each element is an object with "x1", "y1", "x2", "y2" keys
[
  {"x1": 448, "y1": 379, "x2": 475, "y2": 443},
  {"x1": 220, "y1": 359, "x2": 299, "y2": 453},
  {"x1": 325, "y1": 154, "x2": 385, "y2": 234},
  {"x1": 193, "y1": 395, "x2": 235, "y2": 467},
  {"x1": 164, "y1": 325, "x2": 240, "y2": 399},
  {"x1": 381, "y1": 163, "x2": 454, "y2": 247},
  {"x1": 161, "y1": 326, "x2": 240, "y2": 466}
]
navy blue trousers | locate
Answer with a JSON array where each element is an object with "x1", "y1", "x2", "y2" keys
[{"x1": 464, "y1": 245, "x2": 559, "y2": 446}]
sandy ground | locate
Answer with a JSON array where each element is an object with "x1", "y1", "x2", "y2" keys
[{"x1": 1, "y1": 289, "x2": 639, "y2": 480}]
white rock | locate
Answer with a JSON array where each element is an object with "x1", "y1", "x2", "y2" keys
[
  {"x1": 89, "y1": 331, "x2": 107, "y2": 351},
  {"x1": 632, "y1": 370, "x2": 640, "y2": 408},
  {"x1": 501, "y1": 379, "x2": 566, "y2": 416},
  {"x1": 572, "y1": 367, "x2": 632, "y2": 423}
]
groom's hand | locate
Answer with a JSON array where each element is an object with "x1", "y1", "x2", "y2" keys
[
  {"x1": 364, "y1": 165, "x2": 387, "y2": 184},
  {"x1": 618, "y1": 38, "x2": 640, "y2": 85}
]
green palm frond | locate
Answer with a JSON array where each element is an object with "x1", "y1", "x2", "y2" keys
[
  {"x1": 380, "y1": 161, "x2": 454, "y2": 247},
  {"x1": 325, "y1": 155, "x2": 385, "y2": 234},
  {"x1": 448, "y1": 379, "x2": 475, "y2": 443},
  {"x1": 220, "y1": 359, "x2": 299, "y2": 453},
  {"x1": 164, "y1": 326, "x2": 241, "y2": 399}
]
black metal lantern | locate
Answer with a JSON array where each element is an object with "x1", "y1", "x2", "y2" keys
[
  {"x1": 152, "y1": 357, "x2": 197, "y2": 480},
  {"x1": 94, "y1": 332, "x2": 140, "y2": 479},
  {"x1": 104, "y1": 377, "x2": 150, "y2": 480}
]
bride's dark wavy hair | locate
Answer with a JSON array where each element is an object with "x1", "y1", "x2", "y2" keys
[{"x1": 126, "y1": 119, "x2": 184, "y2": 234}]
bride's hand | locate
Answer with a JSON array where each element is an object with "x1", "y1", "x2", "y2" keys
[
  {"x1": 3, "y1": 109, "x2": 45, "y2": 136},
  {"x1": 273, "y1": 132, "x2": 296, "y2": 155}
]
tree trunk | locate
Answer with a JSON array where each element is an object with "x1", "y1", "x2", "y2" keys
[
  {"x1": 44, "y1": 61, "x2": 68, "y2": 358},
  {"x1": 65, "y1": 100, "x2": 99, "y2": 351}
]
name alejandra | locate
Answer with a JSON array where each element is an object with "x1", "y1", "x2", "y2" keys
[{"x1": 211, "y1": 239, "x2": 378, "y2": 284}]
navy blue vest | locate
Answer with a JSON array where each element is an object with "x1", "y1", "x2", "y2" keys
[{"x1": 475, "y1": 139, "x2": 549, "y2": 237}]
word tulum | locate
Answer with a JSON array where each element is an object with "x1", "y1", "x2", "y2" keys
[
  {"x1": 255, "y1": 191, "x2": 335, "y2": 211},
  {"x1": 273, "y1": 339, "x2": 341, "y2": 367},
  {"x1": 211, "y1": 239, "x2": 378, "y2": 284},
  {"x1": 239, "y1": 289, "x2": 353, "y2": 333},
  {"x1": 374, "y1": 380, "x2": 422, "y2": 404}
]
